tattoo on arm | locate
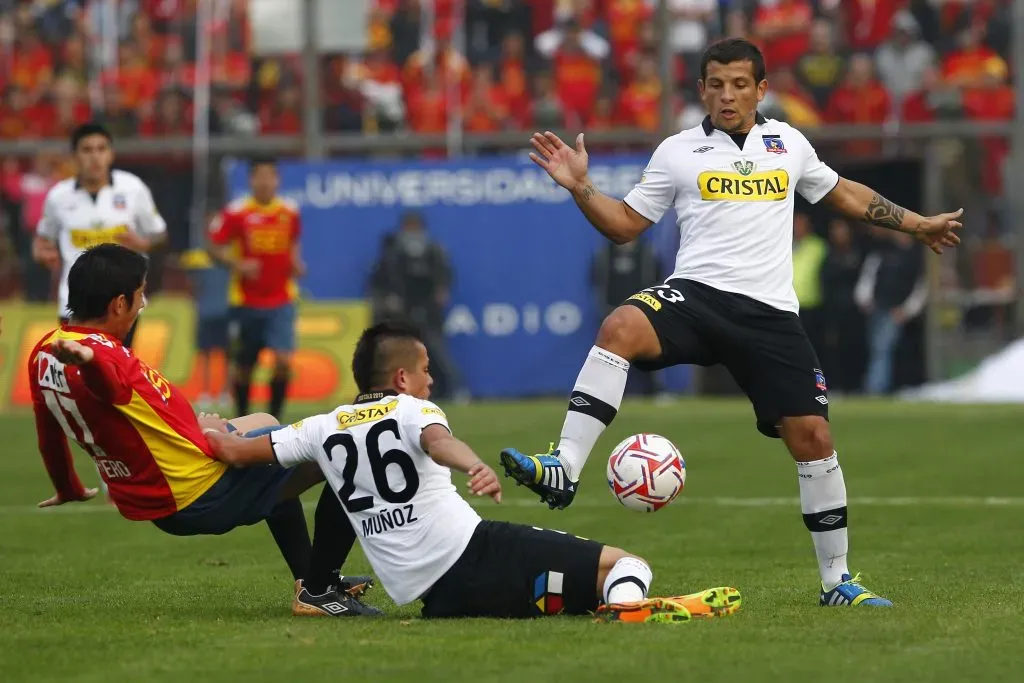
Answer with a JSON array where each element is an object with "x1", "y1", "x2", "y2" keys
[
  {"x1": 577, "y1": 184, "x2": 597, "y2": 202},
  {"x1": 863, "y1": 192, "x2": 907, "y2": 231}
]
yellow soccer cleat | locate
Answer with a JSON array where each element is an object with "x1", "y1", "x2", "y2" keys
[
  {"x1": 665, "y1": 586, "x2": 743, "y2": 619},
  {"x1": 594, "y1": 598, "x2": 694, "y2": 624}
]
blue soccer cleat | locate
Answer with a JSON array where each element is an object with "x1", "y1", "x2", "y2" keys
[
  {"x1": 499, "y1": 445, "x2": 578, "y2": 510},
  {"x1": 820, "y1": 573, "x2": 893, "y2": 607}
]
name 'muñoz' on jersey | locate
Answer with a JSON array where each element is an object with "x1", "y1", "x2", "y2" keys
[
  {"x1": 623, "y1": 114, "x2": 839, "y2": 313},
  {"x1": 270, "y1": 393, "x2": 482, "y2": 605},
  {"x1": 37, "y1": 170, "x2": 167, "y2": 318}
]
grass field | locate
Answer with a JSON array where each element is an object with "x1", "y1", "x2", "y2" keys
[{"x1": 2, "y1": 398, "x2": 1022, "y2": 683}]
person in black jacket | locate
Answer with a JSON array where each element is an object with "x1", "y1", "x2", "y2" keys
[
  {"x1": 369, "y1": 211, "x2": 468, "y2": 402},
  {"x1": 820, "y1": 219, "x2": 866, "y2": 393},
  {"x1": 854, "y1": 229, "x2": 927, "y2": 395}
]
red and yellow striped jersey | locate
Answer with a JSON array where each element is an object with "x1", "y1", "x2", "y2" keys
[
  {"x1": 209, "y1": 195, "x2": 301, "y2": 308},
  {"x1": 29, "y1": 326, "x2": 227, "y2": 520}
]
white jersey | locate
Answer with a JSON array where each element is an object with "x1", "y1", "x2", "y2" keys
[
  {"x1": 270, "y1": 392, "x2": 482, "y2": 605},
  {"x1": 37, "y1": 170, "x2": 167, "y2": 318},
  {"x1": 623, "y1": 114, "x2": 839, "y2": 313}
]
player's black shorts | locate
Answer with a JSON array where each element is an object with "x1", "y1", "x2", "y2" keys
[
  {"x1": 625, "y1": 278, "x2": 829, "y2": 438},
  {"x1": 421, "y1": 521, "x2": 603, "y2": 619}
]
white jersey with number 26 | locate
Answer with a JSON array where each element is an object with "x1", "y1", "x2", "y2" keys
[{"x1": 270, "y1": 393, "x2": 482, "y2": 605}]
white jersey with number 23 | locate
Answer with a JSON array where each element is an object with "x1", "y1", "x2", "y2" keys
[{"x1": 270, "y1": 393, "x2": 482, "y2": 605}]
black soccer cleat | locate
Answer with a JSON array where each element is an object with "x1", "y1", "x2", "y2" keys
[{"x1": 293, "y1": 585, "x2": 383, "y2": 617}]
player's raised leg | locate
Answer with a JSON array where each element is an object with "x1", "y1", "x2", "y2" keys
[
  {"x1": 779, "y1": 415, "x2": 891, "y2": 607},
  {"x1": 500, "y1": 305, "x2": 661, "y2": 508}
]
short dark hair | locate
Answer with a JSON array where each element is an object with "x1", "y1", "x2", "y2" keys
[
  {"x1": 67, "y1": 244, "x2": 148, "y2": 321},
  {"x1": 70, "y1": 122, "x2": 113, "y2": 152},
  {"x1": 351, "y1": 321, "x2": 424, "y2": 393},
  {"x1": 249, "y1": 157, "x2": 278, "y2": 175},
  {"x1": 700, "y1": 38, "x2": 766, "y2": 83}
]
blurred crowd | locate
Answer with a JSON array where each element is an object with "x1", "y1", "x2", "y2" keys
[{"x1": 0, "y1": 0, "x2": 1014, "y2": 140}]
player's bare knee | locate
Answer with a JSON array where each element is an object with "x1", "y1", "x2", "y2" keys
[
  {"x1": 783, "y1": 417, "x2": 834, "y2": 461},
  {"x1": 595, "y1": 307, "x2": 656, "y2": 360}
]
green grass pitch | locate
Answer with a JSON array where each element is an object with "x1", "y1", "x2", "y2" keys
[{"x1": 1, "y1": 398, "x2": 1022, "y2": 682}]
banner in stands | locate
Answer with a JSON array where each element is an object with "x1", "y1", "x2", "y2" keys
[
  {"x1": 226, "y1": 155, "x2": 692, "y2": 397},
  {"x1": 0, "y1": 299, "x2": 369, "y2": 412}
]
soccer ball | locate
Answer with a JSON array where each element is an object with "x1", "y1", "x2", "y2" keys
[{"x1": 606, "y1": 433, "x2": 686, "y2": 512}]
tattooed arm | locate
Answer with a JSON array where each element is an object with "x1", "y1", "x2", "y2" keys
[
  {"x1": 822, "y1": 178, "x2": 964, "y2": 254},
  {"x1": 570, "y1": 179, "x2": 653, "y2": 244}
]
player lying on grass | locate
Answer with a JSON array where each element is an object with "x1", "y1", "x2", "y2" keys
[
  {"x1": 29, "y1": 243, "x2": 377, "y2": 617},
  {"x1": 204, "y1": 321, "x2": 742, "y2": 622}
]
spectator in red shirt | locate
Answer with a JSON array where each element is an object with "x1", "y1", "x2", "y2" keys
[
  {"x1": 617, "y1": 55, "x2": 662, "y2": 132},
  {"x1": 10, "y1": 30, "x2": 54, "y2": 103},
  {"x1": 606, "y1": 0, "x2": 652, "y2": 76},
  {"x1": 210, "y1": 31, "x2": 251, "y2": 94},
  {"x1": 261, "y1": 85, "x2": 303, "y2": 134},
  {"x1": 406, "y1": 70, "x2": 449, "y2": 134},
  {"x1": 0, "y1": 88, "x2": 45, "y2": 139},
  {"x1": 825, "y1": 53, "x2": 891, "y2": 157},
  {"x1": 106, "y1": 42, "x2": 160, "y2": 111},
  {"x1": 97, "y1": 83, "x2": 140, "y2": 138},
  {"x1": 498, "y1": 33, "x2": 532, "y2": 125},
  {"x1": 403, "y1": 22, "x2": 470, "y2": 98},
  {"x1": 753, "y1": 0, "x2": 812, "y2": 70},
  {"x1": 770, "y1": 66, "x2": 822, "y2": 128},
  {"x1": 464, "y1": 64, "x2": 510, "y2": 134},
  {"x1": 552, "y1": 24, "x2": 603, "y2": 125},
  {"x1": 842, "y1": 0, "x2": 902, "y2": 52},
  {"x1": 49, "y1": 76, "x2": 94, "y2": 138},
  {"x1": 962, "y1": 60, "x2": 1013, "y2": 197},
  {"x1": 942, "y1": 25, "x2": 1007, "y2": 88}
]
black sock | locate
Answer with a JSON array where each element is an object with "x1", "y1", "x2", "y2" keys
[
  {"x1": 234, "y1": 380, "x2": 250, "y2": 416},
  {"x1": 268, "y1": 376, "x2": 289, "y2": 421},
  {"x1": 304, "y1": 485, "x2": 356, "y2": 595},
  {"x1": 264, "y1": 498, "x2": 311, "y2": 581}
]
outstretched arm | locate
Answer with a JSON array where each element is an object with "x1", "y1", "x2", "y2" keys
[
  {"x1": 822, "y1": 178, "x2": 963, "y2": 254},
  {"x1": 420, "y1": 424, "x2": 502, "y2": 503},
  {"x1": 530, "y1": 131, "x2": 653, "y2": 244}
]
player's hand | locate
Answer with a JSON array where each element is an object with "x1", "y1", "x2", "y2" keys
[
  {"x1": 467, "y1": 462, "x2": 502, "y2": 503},
  {"x1": 35, "y1": 242, "x2": 61, "y2": 270},
  {"x1": 236, "y1": 259, "x2": 261, "y2": 280},
  {"x1": 292, "y1": 258, "x2": 307, "y2": 278},
  {"x1": 50, "y1": 338, "x2": 95, "y2": 365},
  {"x1": 38, "y1": 487, "x2": 99, "y2": 508},
  {"x1": 197, "y1": 412, "x2": 230, "y2": 434},
  {"x1": 912, "y1": 208, "x2": 963, "y2": 255},
  {"x1": 529, "y1": 131, "x2": 589, "y2": 191},
  {"x1": 115, "y1": 230, "x2": 152, "y2": 252},
  {"x1": 891, "y1": 308, "x2": 908, "y2": 325}
]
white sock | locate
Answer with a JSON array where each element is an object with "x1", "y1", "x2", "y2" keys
[
  {"x1": 557, "y1": 346, "x2": 629, "y2": 481},
  {"x1": 603, "y1": 556, "x2": 652, "y2": 604},
  {"x1": 797, "y1": 451, "x2": 850, "y2": 588}
]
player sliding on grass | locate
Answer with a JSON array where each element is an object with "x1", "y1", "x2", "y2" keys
[
  {"x1": 502, "y1": 38, "x2": 964, "y2": 608},
  {"x1": 28, "y1": 244, "x2": 376, "y2": 617},
  {"x1": 205, "y1": 321, "x2": 741, "y2": 622}
]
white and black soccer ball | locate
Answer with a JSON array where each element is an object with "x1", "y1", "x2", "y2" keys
[{"x1": 606, "y1": 433, "x2": 686, "y2": 512}]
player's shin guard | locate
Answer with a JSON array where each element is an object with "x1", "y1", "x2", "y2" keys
[
  {"x1": 797, "y1": 451, "x2": 850, "y2": 588},
  {"x1": 557, "y1": 346, "x2": 629, "y2": 480},
  {"x1": 603, "y1": 556, "x2": 652, "y2": 604}
]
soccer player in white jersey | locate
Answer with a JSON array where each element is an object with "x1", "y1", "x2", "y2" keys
[
  {"x1": 32, "y1": 122, "x2": 166, "y2": 348},
  {"x1": 205, "y1": 322, "x2": 742, "y2": 622},
  {"x1": 501, "y1": 38, "x2": 964, "y2": 608}
]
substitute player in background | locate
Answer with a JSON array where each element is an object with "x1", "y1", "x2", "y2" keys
[
  {"x1": 32, "y1": 122, "x2": 166, "y2": 348},
  {"x1": 29, "y1": 244, "x2": 376, "y2": 617},
  {"x1": 503, "y1": 38, "x2": 963, "y2": 608},
  {"x1": 207, "y1": 321, "x2": 742, "y2": 623},
  {"x1": 210, "y1": 159, "x2": 304, "y2": 421}
]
